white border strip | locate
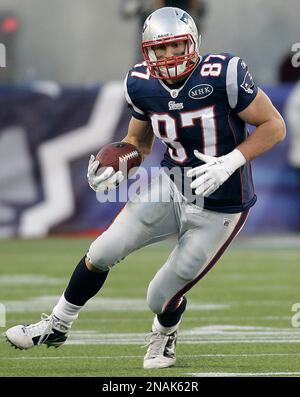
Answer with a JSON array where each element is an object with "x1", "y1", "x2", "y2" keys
[
  {"x1": 226, "y1": 56, "x2": 240, "y2": 109},
  {"x1": 124, "y1": 73, "x2": 145, "y2": 115}
]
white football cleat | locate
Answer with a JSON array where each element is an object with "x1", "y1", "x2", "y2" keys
[
  {"x1": 5, "y1": 313, "x2": 70, "y2": 350},
  {"x1": 143, "y1": 329, "x2": 177, "y2": 369}
]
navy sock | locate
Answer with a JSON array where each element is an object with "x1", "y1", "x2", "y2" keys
[
  {"x1": 64, "y1": 256, "x2": 109, "y2": 306},
  {"x1": 157, "y1": 296, "x2": 187, "y2": 327}
]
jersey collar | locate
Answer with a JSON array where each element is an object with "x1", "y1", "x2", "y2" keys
[{"x1": 158, "y1": 57, "x2": 202, "y2": 98}]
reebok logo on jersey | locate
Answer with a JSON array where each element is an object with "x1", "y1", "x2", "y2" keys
[
  {"x1": 188, "y1": 84, "x2": 213, "y2": 100},
  {"x1": 168, "y1": 101, "x2": 184, "y2": 110},
  {"x1": 223, "y1": 218, "x2": 232, "y2": 227}
]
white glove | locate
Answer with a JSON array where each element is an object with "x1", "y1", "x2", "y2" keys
[
  {"x1": 87, "y1": 155, "x2": 124, "y2": 192},
  {"x1": 187, "y1": 149, "x2": 246, "y2": 197}
]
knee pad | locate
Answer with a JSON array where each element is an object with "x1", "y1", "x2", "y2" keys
[
  {"x1": 86, "y1": 255, "x2": 111, "y2": 272},
  {"x1": 87, "y1": 240, "x2": 121, "y2": 272},
  {"x1": 146, "y1": 280, "x2": 165, "y2": 314}
]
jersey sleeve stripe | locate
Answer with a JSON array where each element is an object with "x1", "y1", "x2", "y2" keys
[
  {"x1": 123, "y1": 73, "x2": 146, "y2": 115},
  {"x1": 226, "y1": 56, "x2": 240, "y2": 109}
]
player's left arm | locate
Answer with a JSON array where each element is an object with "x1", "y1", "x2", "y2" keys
[
  {"x1": 236, "y1": 88, "x2": 286, "y2": 161},
  {"x1": 189, "y1": 92, "x2": 286, "y2": 197},
  {"x1": 188, "y1": 58, "x2": 286, "y2": 197}
]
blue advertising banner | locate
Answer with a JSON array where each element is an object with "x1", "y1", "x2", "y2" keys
[{"x1": 0, "y1": 82, "x2": 299, "y2": 238}]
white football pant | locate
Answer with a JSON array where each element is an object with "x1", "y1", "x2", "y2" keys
[{"x1": 87, "y1": 170, "x2": 249, "y2": 314}]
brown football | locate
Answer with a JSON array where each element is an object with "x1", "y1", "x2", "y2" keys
[{"x1": 95, "y1": 141, "x2": 142, "y2": 177}]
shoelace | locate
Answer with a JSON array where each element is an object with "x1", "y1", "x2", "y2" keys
[
  {"x1": 143, "y1": 331, "x2": 169, "y2": 358},
  {"x1": 25, "y1": 313, "x2": 55, "y2": 345},
  {"x1": 165, "y1": 334, "x2": 176, "y2": 357}
]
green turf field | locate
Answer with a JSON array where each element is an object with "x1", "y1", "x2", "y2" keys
[{"x1": 0, "y1": 237, "x2": 300, "y2": 377}]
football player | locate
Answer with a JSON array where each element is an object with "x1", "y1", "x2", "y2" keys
[{"x1": 5, "y1": 7, "x2": 286, "y2": 369}]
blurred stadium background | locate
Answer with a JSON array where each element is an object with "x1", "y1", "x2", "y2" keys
[{"x1": 0, "y1": 0, "x2": 300, "y2": 378}]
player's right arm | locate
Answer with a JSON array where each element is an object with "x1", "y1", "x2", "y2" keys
[
  {"x1": 123, "y1": 64, "x2": 155, "y2": 161},
  {"x1": 88, "y1": 64, "x2": 154, "y2": 192},
  {"x1": 87, "y1": 117, "x2": 154, "y2": 193},
  {"x1": 236, "y1": 88, "x2": 286, "y2": 161},
  {"x1": 122, "y1": 117, "x2": 155, "y2": 161}
]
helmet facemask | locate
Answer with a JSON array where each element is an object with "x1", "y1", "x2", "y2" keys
[{"x1": 142, "y1": 34, "x2": 198, "y2": 80}]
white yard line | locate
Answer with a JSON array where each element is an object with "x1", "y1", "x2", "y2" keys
[
  {"x1": 4, "y1": 295, "x2": 295, "y2": 313},
  {"x1": 2, "y1": 296, "x2": 229, "y2": 313},
  {"x1": 231, "y1": 235, "x2": 300, "y2": 249},
  {"x1": 2, "y1": 353, "x2": 300, "y2": 361},
  {"x1": 3, "y1": 324, "x2": 300, "y2": 345},
  {"x1": 61, "y1": 325, "x2": 300, "y2": 345},
  {"x1": 0, "y1": 275, "x2": 67, "y2": 285},
  {"x1": 65, "y1": 340, "x2": 300, "y2": 345}
]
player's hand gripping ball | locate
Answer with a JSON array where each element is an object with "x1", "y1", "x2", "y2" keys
[{"x1": 87, "y1": 142, "x2": 142, "y2": 192}]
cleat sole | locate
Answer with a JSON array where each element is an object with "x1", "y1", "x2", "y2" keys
[{"x1": 5, "y1": 335, "x2": 25, "y2": 351}]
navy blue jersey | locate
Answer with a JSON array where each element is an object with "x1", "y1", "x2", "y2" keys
[{"x1": 124, "y1": 54, "x2": 258, "y2": 213}]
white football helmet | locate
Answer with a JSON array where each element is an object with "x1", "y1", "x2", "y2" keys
[{"x1": 142, "y1": 7, "x2": 201, "y2": 80}]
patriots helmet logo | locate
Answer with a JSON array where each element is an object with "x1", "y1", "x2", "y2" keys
[
  {"x1": 240, "y1": 71, "x2": 255, "y2": 94},
  {"x1": 180, "y1": 12, "x2": 190, "y2": 25}
]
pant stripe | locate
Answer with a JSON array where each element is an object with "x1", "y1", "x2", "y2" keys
[{"x1": 163, "y1": 209, "x2": 250, "y2": 312}]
